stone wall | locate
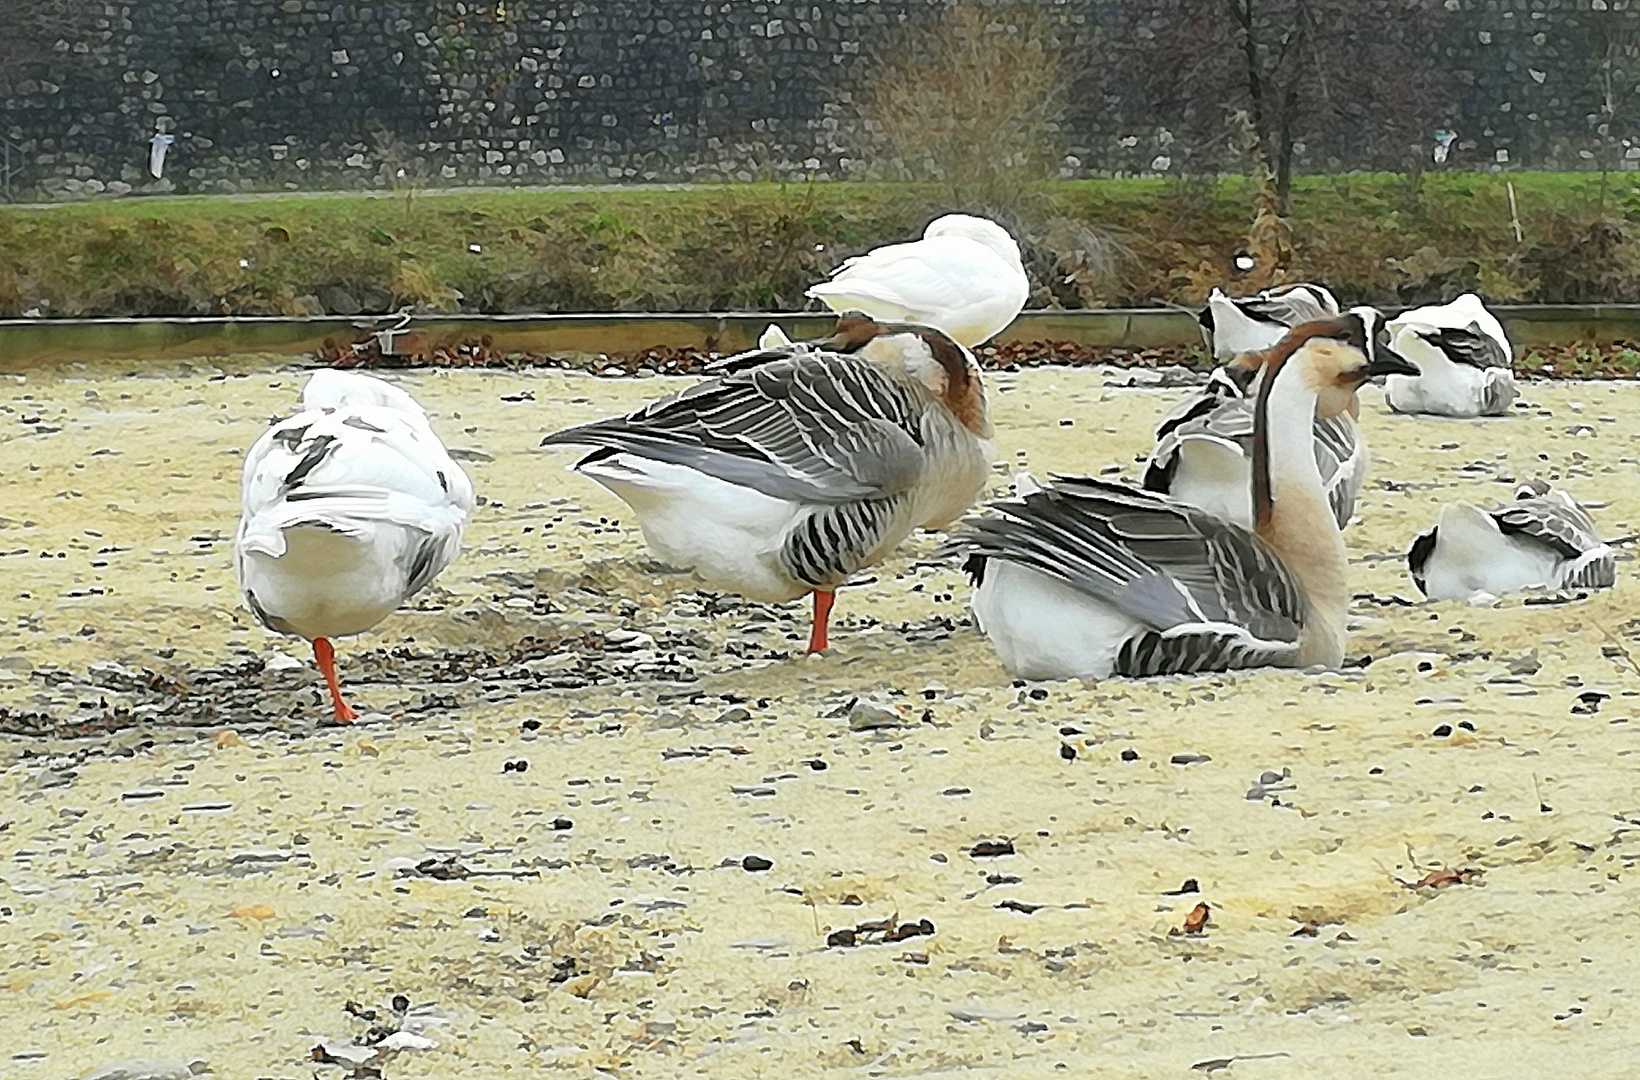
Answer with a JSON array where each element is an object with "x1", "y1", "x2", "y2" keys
[{"x1": 1, "y1": 0, "x2": 1636, "y2": 200}]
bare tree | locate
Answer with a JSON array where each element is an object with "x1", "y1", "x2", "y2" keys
[
  {"x1": 1102, "y1": 0, "x2": 1456, "y2": 212},
  {"x1": 860, "y1": 1, "x2": 1070, "y2": 213},
  {"x1": 0, "y1": 0, "x2": 100, "y2": 87}
]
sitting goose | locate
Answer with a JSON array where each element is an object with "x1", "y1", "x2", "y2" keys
[
  {"x1": 1384, "y1": 293, "x2": 1516, "y2": 417},
  {"x1": 1407, "y1": 480, "x2": 1615, "y2": 601},
  {"x1": 1144, "y1": 308, "x2": 1384, "y2": 530},
  {"x1": 235, "y1": 371, "x2": 475, "y2": 722},
  {"x1": 956, "y1": 314, "x2": 1415, "y2": 680},
  {"x1": 1198, "y1": 283, "x2": 1340, "y2": 363},
  {"x1": 805, "y1": 214, "x2": 1030, "y2": 347},
  {"x1": 540, "y1": 313, "x2": 994, "y2": 654}
]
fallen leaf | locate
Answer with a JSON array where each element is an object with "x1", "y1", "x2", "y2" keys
[
  {"x1": 53, "y1": 990, "x2": 113, "y2": 1010},
  {"x1": 230, "y1": 903, "x2": 276, "y2": 921},
  {"x1": 1182, "y1": 902, "x2": 1211, "y2": 935}
]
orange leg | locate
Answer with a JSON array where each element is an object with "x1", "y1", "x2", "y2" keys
[
  {"x1": 807, "y1": 589, "x2": 835, "y2": 654},
  {"x1": 312, "y1": 637, "x2": 359, "y2": 723}
]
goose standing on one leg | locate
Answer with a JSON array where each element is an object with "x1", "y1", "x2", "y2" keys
[
  {"x1": 1384, "y1": 293, "x2": 1516, "y2": 417},
  {"x1": 540, "y1": 314, "x2": 994, "y2": 654},
  {"x1": 235, "y1": 371, "x2": 475, "y2": 722},
  {"x1": 956, "y1": 314, "x2": 1416, "y2": 681},
  {"x1": 805, "y1": 214, "x2": 1030, "y2": 347},
  {"x1": 1197, "y1": 283, "x2": 1340, "y2": 362},
  {"x1": 1406, "y1": 480, "x2": 1615, "y2": 601}
]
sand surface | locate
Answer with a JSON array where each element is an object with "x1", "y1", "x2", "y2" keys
[{"x1": 3, "y1": 357, "x2": 1640, "y2": 1078}]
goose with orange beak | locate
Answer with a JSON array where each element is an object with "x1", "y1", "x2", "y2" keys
[
  {"x1": 957, "y1": 313, "x2": 1416, "y2": 680},
  {"x1": 540, "y1": 313, "x2": 993, "y2": 655}
]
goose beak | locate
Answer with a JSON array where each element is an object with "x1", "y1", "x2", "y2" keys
[{"x1": 1365, "y1": 346, "x2": 1419, "y2": 379}]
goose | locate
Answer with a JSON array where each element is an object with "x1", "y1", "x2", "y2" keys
[
  {"x1": 540, "y1": 313, "x2": 994, "y2": 654},
  {"x1": 1144, "y1": 307, "x2": 1386, "y2": 530},
  {"x1": 1384, "y1": 293, "x2": 1516, "y2": 417},
  {"x1": 805, "y1": 214, "x2": 1030, "y2": 347},
  {"x1": 1407, "y1": 480, "x2": 1615, "y2": 601},
  {"x1": 1197, "y1": 283, "x2": 1340, "y2": 363},
  {"x1": 956, "y1": 314, "x2": 1416, "y2": 681},
  {"x1": 235, "y1": 370, "x2": 475, "y2": 722}
]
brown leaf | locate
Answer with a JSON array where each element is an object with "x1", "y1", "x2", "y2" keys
[{"x1": 1182, "y1": 902, "x2": 1211, "y2": 935}]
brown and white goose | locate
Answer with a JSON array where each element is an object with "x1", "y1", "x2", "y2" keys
[
  {"x1": 540, "y1": 314, "x2": 994, "y2": 654},
  {"x1": 1144, "y1": 306, "x2": 1387, "y2": 530},
  {"x1": 957, "y1": 314, "x2": 1415, "y2": 680}
]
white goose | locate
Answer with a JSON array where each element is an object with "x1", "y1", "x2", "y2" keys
[
  {"x1": 1197, "y1": 283, "x2": 1340, "y2": 362},
  {"x1": 805, "y1": 214, "x2": 1030, "y2": 347},
  {"x1": 1384, "y1": 293, "x2": 1516, "y2": 417},
  {"x1": 957, "y1": 314, "x2": 1417, "y2": 680},
  {"x1": 540, "y1": 314, "x2": 994, "y2": 653},
  {"x1": 1145, "y1": 307, "x2": 1386, "y2": 530},
  {"x1": 1407, "y1": 480, "x2": 1615, "y2": 601},
  {"x1": 235, "y1": 370, "x2": 475, "y2": 722}
]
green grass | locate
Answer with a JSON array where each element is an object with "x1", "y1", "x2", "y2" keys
[{"x1": 4, "y1": 174, "x2": 1640, "y2": 318}]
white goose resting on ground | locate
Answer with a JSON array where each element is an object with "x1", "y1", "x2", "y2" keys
[
  {"x1": 1145, "y1": 306, "x2": 1389, "y2": 530},
  {"x1": 1407, "y1": 480, "x2": 1615, "y2": 601},
  {"x1": 1384, "y1": 292, "x2": 1516, "y2": 417},
  {"x1": 1197, "y1": 283, "x2": 1340, "y2": 363},
  {"x1": 540, "y1": 313, "x2": 994, "y2": 653},
  {"x1": 805, "y1": 214, "x2": 1030, "y2": 348},
  {"x1": 956, "y1": 314, "x2": 1417, "y2": 680},
  {"x1": 235, "y1": 370, "x2": 475, "y2": 722}
]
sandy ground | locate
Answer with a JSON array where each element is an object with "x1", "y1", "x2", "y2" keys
[{"x1": 4, "y1": 357, "x2": 1640, "y2": 1079}]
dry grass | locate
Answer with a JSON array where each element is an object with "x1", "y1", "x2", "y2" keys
[{"x1": 859, "y1": 2, "x2": 1069, "y2": 214}]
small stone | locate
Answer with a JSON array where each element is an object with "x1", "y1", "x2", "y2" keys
[
  {"x1": 1120, "y1": 749, "x2": 1139, "y2": 762},
  {"x1": 742, "y1": 854, "x2": 773, "y2": 872}
]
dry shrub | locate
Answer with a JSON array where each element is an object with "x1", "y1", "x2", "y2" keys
[{"x1": 861, "y1": 2, "x2": 1069, "y2": 213}]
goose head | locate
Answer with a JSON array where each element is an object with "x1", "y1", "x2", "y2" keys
[
  {"x1": 824, "y1": 312, "x2": 991, "y2": 438},
  {"x1": 923, "y1": 214, "x2": 1023, "y2": 267},
  {"x1": 1262, "y1": 307, "x2": 1417, "y2": 419}
]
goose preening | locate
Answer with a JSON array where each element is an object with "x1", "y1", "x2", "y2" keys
[
  {"x1": 1384, "y1": 293, "x2": 1516, "y2": 417},
  {"x1": 805, "y1": 214, "x2": 1030, "y2": 348},
  {"x1": 956, "y1": 314, "x2": 1416, "y2": 681},
  {"x1": 540, "y1": 313, "x2": 994, "y2": 654},
  {"x1": 1197, "y1": 283, "x2": 1340, "y2": 363},
  {"x1": 235, "y1": 370, "x2": 475, "y2": 722},
  {"x1": 1407, "y1": 480, "x2": 1615, "y2": 601}
]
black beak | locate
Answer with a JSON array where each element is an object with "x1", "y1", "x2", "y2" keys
[{"x1": 1365, "y1": 345, "x2": 1419, "y2": 379}]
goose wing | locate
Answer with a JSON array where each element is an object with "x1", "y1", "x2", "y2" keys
[
  {"x1": 958, "y1": 477, "x2": 1305, "y2": 650},
  {"x1": 1428, "y1": 324, "x2": 1511, "y2": 369},
  {"x1": 1237, "y1": 284, "x2": 1338, "y2": 327},
  {"x1": 541, "y1": 353, "x2": 931, "y2": 505},
  {"x1": 1491, "y1": 496, "x2": 1604, "y2": 561}
]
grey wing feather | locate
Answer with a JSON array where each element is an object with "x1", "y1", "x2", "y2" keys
[
  {"x1": 1239, "y1": 287, "x2": 1335, "y2": 327},
  {"x1": 956, "y1": 476, "x2": 1306, "y2": 645},
  {"x1": 1314, "y1": 415, "x2": 1363, "y2": 529},
  {"x1": 1432, "y1": 324, "x2": 1511, "y2": 369},
  {"x1": 1492, "y1": 497, "x2": 1603, "y2": 561},
  {"x1": 781, "y1": 496, "x2": 907, "y2": 588},
  {"x1": 542, "y1": 354, "x2": 928, "y2": 504}
]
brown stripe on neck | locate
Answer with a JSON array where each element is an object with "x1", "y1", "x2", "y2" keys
[{"x1": 1250, "y1": 316, "x2": 1358, "y2": 531}]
